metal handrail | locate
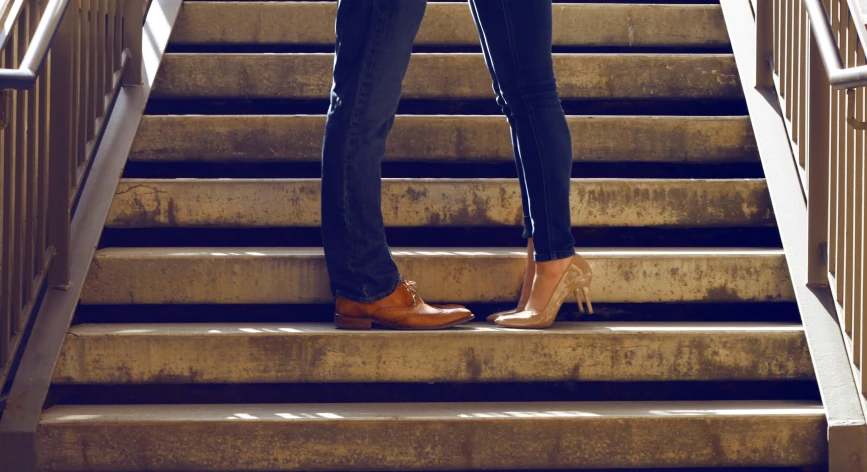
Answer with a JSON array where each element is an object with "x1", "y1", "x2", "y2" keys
[
  {"x1": 806, "y1": 0, "x2": 867, "y2": 89},
  {"x1": 0, "y1": 0, "x2": 68, "y2": 88}
]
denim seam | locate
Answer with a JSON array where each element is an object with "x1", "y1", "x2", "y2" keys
[
  {"x1": 334, "y1": 275, "x2": 400, "y2": 304},
  {"x1": 500, "y1": 1, "x2": 554, "y2": 257},
  {"x1": 339, "y1": 1, "x2": 390, "y2": 300},
  {"x1": 471, "y1": 1, "x2": 531, "y2": 241}
]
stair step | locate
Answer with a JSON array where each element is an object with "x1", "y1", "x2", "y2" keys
[
  {"x1": 55, "y1": 322, "x2": 812, "y2": 384},
  {"x1": 131, "y1": 115, "x2": 758, "y2": 163},
  {"x1": 81, "y1": 248, "x2": 793, "y2": 304},
  {"x1": 106, "y1": 178, "x2": 773, "y2": 228},
  {"x1": 152, "y1": 53, "x2": 742, "y2": 100},
  {"x1": 171, "y1": 2, "x2": 729, "y2": 48},
  {"x1": 38, "y1": 401, "x2": 826, "y2": 470}
]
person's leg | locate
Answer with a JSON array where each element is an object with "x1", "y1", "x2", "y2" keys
[
  {"x1": 470, "y1": 0, "x2": 578, "y2": 317},
  {"x1": 321, "y1": 0, "x2": 426, "y2": 302},
  {"x1": 468, "y1": 1, "x2": 534, "y2": 319}
]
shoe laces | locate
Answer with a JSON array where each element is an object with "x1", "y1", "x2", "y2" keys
[{"x1": 403, "y1": 279, "x2": 420, "y2": 303}]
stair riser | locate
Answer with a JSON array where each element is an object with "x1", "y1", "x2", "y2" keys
[
  {"x1": 152, "y1": 54, "x2": 742, "y2": 100},
  {"x1": 37, "y1": 413, "x2": 826, "y2": 470},
  {"x1": 106, "y1": 179, "x2": 774, "y2": 228},
  {"x1": 131, "y1": 115, "x2": 758, "y2": 163},
  {"x1": 81, "y1": 249, "x2": 794, "y2": 304},
  {"x1": 54, "y1": 325, "x2": 813, "y2": 384},
  {"x1": 172, "y1": 3, "x2": 729, "y2": 47}
]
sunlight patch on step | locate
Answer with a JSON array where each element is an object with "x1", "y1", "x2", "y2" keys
[
  {"x1": 648, "y1": 407, "x2": 824, "y2": 416},
  {"x1": 605, "y1": 325, "x2": 803, "y2": 332},
  {"x1": 461, "y1": 411, "x2": 600, "y2": 418},
  {"x1": 161, "y1": 251, "x2": 272, "y2": 257},
  {"x1": 391, "y1": 250, "x2": 514, "y2": 257},
  {"x1": 229, "y1": 413, "x2": 259, "y2": 420}
]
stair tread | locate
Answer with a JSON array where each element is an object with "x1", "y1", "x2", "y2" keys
[
  {"x1": 36, "y1": 399, "x2": 827, "y2": 470},
  {"x1": 94, "y1": 246, "x2": 785, "y2": 256},
  {"x1": 107, "y1": 178, "x2": 774, "y2": 228},
  {"x1": 57, "y1": 321, "x2": 811, "y2": 383},
  {"x1": 131, "y1": 114, "x2": 758, "y2": 164},
  {"x1": 82, "y1": 247, "x2": 791, "y2": 305},
  {"x1": 67, "y1": 321, "x2": 805, "y2": 336},
  {"x1": 153, "y1": 53, "x2": 742, "y2": 100},
  {"x1": 41, "y1": 400, "x2": 824, "y2": 423},
  {"x1": 172, "y1": 2, "x2": 729, "y2": 47}
]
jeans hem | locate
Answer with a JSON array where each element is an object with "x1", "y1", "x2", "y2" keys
[
  {"x1": 534, "y1": 247, "x2": 576, "y2": 263},
  {"x1": 521, "y1": 217, "x2": 532, "y2": 239},
  {"x1": 333, "y1": 274, "x2": 402, "y2": 304}
]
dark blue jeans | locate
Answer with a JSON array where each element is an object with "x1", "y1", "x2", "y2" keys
[{"x1": 322, "y1": 0, "x2": 575, "y2": 303}]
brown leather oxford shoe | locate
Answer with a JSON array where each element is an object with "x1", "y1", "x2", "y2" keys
[{"x1": 334, "y1": 279, "x2": 474, "y2": 330}]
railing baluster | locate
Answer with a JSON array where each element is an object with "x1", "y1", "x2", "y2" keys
[
  {"x1": 808, "y1": 18, "x2": 832, "y2": 288},
  {"x1": 829, "y1": 0, "x2": 840, "y2": 282},
  {"x1": 782, "y1": 0, "x2": 789, "y2": 99},
  {"x1": 862, "y1": 74, "x2": 867, "y2": 391},
  {"x1": 0, "y1": 47, "x2": 7, "y2": 371},
  {"x1": 48, "y1": 0, "x2": 75, "y2": 288},
  {"x1": 836, "y1": 7, "x2": 849, "y2": 324},
  {"x1": 123, "y1": 0, "x2": 142, "y2": 85},
  {"x1": 77, "y1": 0, "x2": 88, "y2": 180},
  {"x1": 789, "y1": 0, "x2": 799, "y2": 124},
  {"x1": 86, "y1": 0, "x2": 95, "y2": 158},
  {"x1": 10, "y1": 11, "x2": 25, "y2": 335},
  {"x1": 24, "y1": 0, "x2": 38, "y2": 308},
  {"x1": 757, "y1": 0, "x2": 773, "y2": 87},
  {"x1": 776, "y1": 0, "x2": 781, "y2": 77},
  {"x1": 113, "y1": 0, "x2": 120, "y2": 76},
  {"x1": 106, "y1": 0, "x2": 113, "y2": 88},
  {"x1": 845, "y1": 12, "x2": 857, "y2": 342},
  {"x1": 798, "y1": 1, "x2": 809, "y2": 170},
  {"x1": 854, "y1": 50, "x2": 865, "y2": 370},
  {"x1": 37, "y1": 47, "x2": 48, "y2": 274},
  {"x1": 94, "y1": 0, "x2": 103, "y2": 119}
]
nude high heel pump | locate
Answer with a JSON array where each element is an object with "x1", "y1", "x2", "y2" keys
[
  {"x1": 495, "y1": 254, "x2": 592, "y2": 329},
  {"x1": 486, "y1": 266, "x2": 532, "y2": 322},
  {"x1": 486, "y1": 308, "x2": 520, "y2": 322}
]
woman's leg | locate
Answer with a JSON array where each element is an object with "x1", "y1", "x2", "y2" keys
[
  {"x1": 469, "y1": 0, "x2": 576, "y2": 313},
  {"x1": 467, "y1": 0, "x2": 534, "y2": 312}
]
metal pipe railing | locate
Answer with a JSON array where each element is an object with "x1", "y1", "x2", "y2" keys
[
  {"x1": 757, "y1": 0, "x2": 867, "y2": 404},
  {"x1": 0, "y1": 0, "x2": 143, "y2": 392},
  {"x1": 0, "y1": 0, "x2": 69, "y2": 88},
  {"x1": 805, "y1": 0, "x2": 867, "y2": 89}
]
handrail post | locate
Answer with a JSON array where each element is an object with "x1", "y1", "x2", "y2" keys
[
  {"x1": 47, "y1": 2, "x2": 72, "y2": 288},
  {"x1": 756, "y1": 0, "x2": 774, "y2": 88},
  {"x1": 807, "y1": 20, "x2": 832, "y2": 287},
  {"x1": 122, "y1": 0, "x2": 141, "y2": 85}
]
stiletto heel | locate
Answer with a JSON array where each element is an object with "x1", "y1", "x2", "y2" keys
[
  {"x1": 496, "y1": 253, "x2": 594, "y2": 329},
  {"x1": 582, "y1": 286, "x2": 594, "y2": 314},
  {"x1": 575, "y1": 288, "x2": 585, "y2": 313}
]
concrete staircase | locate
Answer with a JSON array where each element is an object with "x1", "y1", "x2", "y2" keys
[{"x1": 36, "y1": 1, "x2": 827, "y2": 470}]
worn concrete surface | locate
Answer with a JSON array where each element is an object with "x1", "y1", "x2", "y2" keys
[
  {"x1": 152, "y1": 53, "x2": 742, "y2": 100},
  {"x1": 130, "y1": 115, "x2": 758, "y2": 163},
  {"x1": 171, "y1": 3, "x2": 729, "y2": 47},
  {"x1": 79, "y1": 248, "x2": 794, "y2": 304},
  {"x1": 105, "y1": 178, "x2": 774, "y2": 228},
  {"x1": 37, "y1": 401, "x2": 826, "y2": 470},
  {"x1": 54, "y1": 322, "x2": 812, "y2": 384}
]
